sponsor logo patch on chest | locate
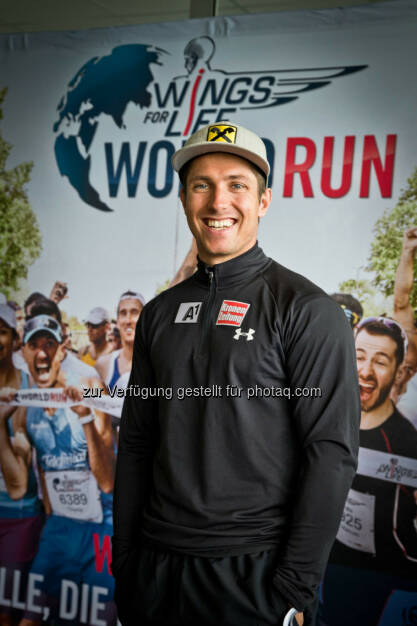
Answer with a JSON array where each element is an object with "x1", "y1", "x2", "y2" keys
[
  {"x1": 175, "y1": 302, "x2": 202, "y2": 323},
  {"x1": 216, "y1": 300, "x2": 250, "y2": 327}
]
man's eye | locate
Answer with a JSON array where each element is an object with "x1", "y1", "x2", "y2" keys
[
  {"x1": 193, "y1": 183, "x2": 208, "y2": 190},
  {"x1": 232, "y1": 183, "x2": 245, "y2": 190}
]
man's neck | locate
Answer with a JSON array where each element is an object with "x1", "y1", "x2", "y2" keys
[
  {"x1": 197, "y1": 240, "x2": 257, "y2": 267},
  {"x1": 121, "y1": 342, "x2": 134, "y2": 366},
  {"x1": 360, "y1": 398, "x2": 394, "y2": 430},
  {"x1": 91, "y1": 337, "x2": 108, "y2": 359}
]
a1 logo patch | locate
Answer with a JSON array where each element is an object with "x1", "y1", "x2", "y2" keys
[{"x1": 175, "y1": 302, "x2": 202, "y2": 324}]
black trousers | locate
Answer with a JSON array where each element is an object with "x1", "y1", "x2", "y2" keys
[{"x1": 115, "y1": 545, "x2": 318, "y2": 626}]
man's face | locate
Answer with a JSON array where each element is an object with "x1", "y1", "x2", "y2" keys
[
  {"x1": 0, "y1": 319, "x2": 15, "y2": 366},
  {"x1": 87, "y1": 321, "x2": 108, "y2": 344},
  {"x1": 356, "y1": 329, "x2": 399, "y2": 412},
  {"x1": 392, "y1": 340, "x2": 417, "y2": 398},
  {"x1": 15, "y1": 308, "x2": 25, "y2": 343},
  {"x1": 117, "y1": 299, "x2": 143, "y2": 346},
  {"x1": 23, "y1": 332, "x2": 60, "y2": 387},
  {"x1": 180, "y1": 153, "x2": 271, "y2": 266}
]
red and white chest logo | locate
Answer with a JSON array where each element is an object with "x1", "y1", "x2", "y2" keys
[{"x1": 216, "y1": 300, "x2": 250, "y2": 327}]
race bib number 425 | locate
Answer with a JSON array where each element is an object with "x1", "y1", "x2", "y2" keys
[
  {"x1": 45, "y1": 469, "x2": 103, "y2": 523},
  {"x1": 336, "y1": 488, "x2": 376, "y2": 554}
]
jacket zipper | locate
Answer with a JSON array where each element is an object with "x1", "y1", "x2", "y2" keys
[{"x1": 198, "y1": 267, "x2": 217, "y2": 356}]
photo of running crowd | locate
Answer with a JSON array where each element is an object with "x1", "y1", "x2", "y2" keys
[{"x1": 0, "y1": 226, "x2": 416, "y2": 626}]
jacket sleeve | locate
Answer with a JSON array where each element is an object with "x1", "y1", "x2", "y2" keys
[
  {"x1": 272, "y1": 294, "x2": 361, "y2": 611},
  {"x1": 112, "y1": 308, "x2": 159, "y2": 578}
]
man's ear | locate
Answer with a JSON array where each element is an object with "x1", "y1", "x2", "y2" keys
[{"x1": 258, "y1": 187, "x2": 272, "y2": 219}]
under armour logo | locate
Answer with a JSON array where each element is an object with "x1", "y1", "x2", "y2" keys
[{"x1": 233, "y1": 328, "x2": 255, "y2": 341}]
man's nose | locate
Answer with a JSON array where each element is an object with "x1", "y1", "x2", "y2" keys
[
  {"x1": 211, "y1": 185, "x2": 229, "y2": 211},
  {"x1": 359, "y1": 359, "x2": 374, "y2": 377}
]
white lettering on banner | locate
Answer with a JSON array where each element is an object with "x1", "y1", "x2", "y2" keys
[
  {"x1": 11, "y1": 570, "x2": 25, "y2": 610},
  {"x1": 336, "y1": 488, "x2": 376, "y2": 554},
  {"x1": 357, "y1": 447, "x2": 417, "y2": 488},
  {"x1": 59, "y1": 581, "x2": 108, "y2": 625},
  {"x1": 60, "y1": 580, "x2": 78, "y2": 621},
  {"x1": 0, "y1": 569, "x2": 49, "y2": 618},
  {"x1": 0, "y1": 567, "x2": 11, "y2": 606},
  {"x1": 27, "y1": 573, "x2": 48, "y2": 618},
  {"x1": 45, "y1": 470, "x2": 103, "y2": 523},
  {"x1": 0, "y1": 388, "x2": 123, "y2": 419}
]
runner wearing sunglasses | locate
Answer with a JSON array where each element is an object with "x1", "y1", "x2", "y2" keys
[{"x1": 80, "y1": 307, "x2": 112, "y2": 367}]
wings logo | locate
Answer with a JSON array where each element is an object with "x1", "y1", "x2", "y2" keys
[
  {"x1": 165, "y1": 36, "x2": 367, "y2": 136},
  {"x1": 53, "y1": 37, "x2": 367, "y2": 212}
]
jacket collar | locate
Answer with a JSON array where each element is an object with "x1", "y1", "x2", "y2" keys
[{"x1": 194, "y1": 243, "x2": 270, "y2": 289}]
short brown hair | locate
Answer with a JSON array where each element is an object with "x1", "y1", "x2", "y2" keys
[{"x1": 179, "y1": 155, "x2": 267, "y2": 200}]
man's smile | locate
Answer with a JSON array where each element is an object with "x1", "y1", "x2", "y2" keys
[{"x1": 203, "y1": 218, "x2": 237, "y2": 230}]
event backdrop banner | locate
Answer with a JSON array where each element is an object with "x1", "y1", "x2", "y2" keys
[{"x1": 0, "y1": 0, "x2": 417, "y2": 625}]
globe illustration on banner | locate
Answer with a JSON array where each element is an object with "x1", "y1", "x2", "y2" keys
[{"x1": 53, "y1": 44, "x2": 162, "y2": 212}]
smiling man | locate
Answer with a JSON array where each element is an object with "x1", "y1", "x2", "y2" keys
[
  {"x1": 321, "y1": 316, "x2": 417, "y2": 625},
  {"x1": 96, "y1": 291, "x2": 145, "y2": 395},
  {"x1": 112, "y1": 122, "x2": 361, "y2": 626}
]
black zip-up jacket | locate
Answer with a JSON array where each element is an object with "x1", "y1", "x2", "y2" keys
[{"x1": 113, "y1": 244, "x2": 361, "y2": 611}]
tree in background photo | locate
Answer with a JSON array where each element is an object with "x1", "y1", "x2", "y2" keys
[
  {"x1": 0, "y1": 87, "x2": 42, "y2": 299},
  {"x1": 339, "y1": 168, "x2": 417, "y2": 316}
]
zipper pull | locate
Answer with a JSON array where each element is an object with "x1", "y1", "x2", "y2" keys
[{"x1": 205, "y1": 267, "x2": 214, "y2": 285}]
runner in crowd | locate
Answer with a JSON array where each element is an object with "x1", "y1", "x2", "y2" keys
[
  {"x1": 96, "y1": 292, "x2": 145, "y2": 394},
  {"x1": 392, "y1": 227, "x2": 417, "y2": 424},
  {"x1": 5, "y1": 301, "x2": 25, "y2": 351},
  {"x1": 11, "y1": 293, "x2": 51, "y2": 374},
  {"x1": 49, "y1": 282, "x2": 68, "y2": 306},
  {"x1": 28, "y1": 299, "x2": 98, "y2": 381},
  {"x1": 12, "y1": 314, "x2": 116, "y2": 626},
  {"x1": 0, "y1": 301, "x2": 44, "y2": 626},
  {"x1": 95, "y1": 255, "x2": 195, "y2": 396},
  {"x1": 330, "y1": 293, "x2": 363, "y2": 329},
  {"x1": 107, "y1": 322, "x2": 121, "y2": 352},
  {"x1": 320, "y1": 316, "x2": 417, "y2": 626},
  {"x1": 61, "y1": 322, "x2": 75, "y2": 352},
  {"x1": 80, "y1": 307, "x2": 112, "y2": 367}
]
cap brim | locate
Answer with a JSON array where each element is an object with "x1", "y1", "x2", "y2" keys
[
  {"x1": 24, "y1": 328, "x2": 61, "y2": 344},
  {"x1": 0, "y1": 315, "x2": 16, "y2": 330},
  {"x1": 172, "y1": 142, "x2": 270, "y2": 178}
]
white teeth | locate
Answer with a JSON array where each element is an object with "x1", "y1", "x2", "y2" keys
[{"x1": 207, "y1": 219, "x2": 234, "y2": 229}]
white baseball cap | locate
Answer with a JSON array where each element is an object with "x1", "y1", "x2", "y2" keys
[
  {"x1": 23, "y1": 315, "x2": 62, "y2": 344},
  {"x1": 118, "y1": 291, "x2": 146, "y2": 310},
  {"x1": 171, "y1": 121, "x2": 270, "y2": 178},
  {"x1": 84, "y1": 307, "x2": 110, "y2": 325},
  {"x1": 0, "y1": 303, "x2": 16, "y2": 330}
]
